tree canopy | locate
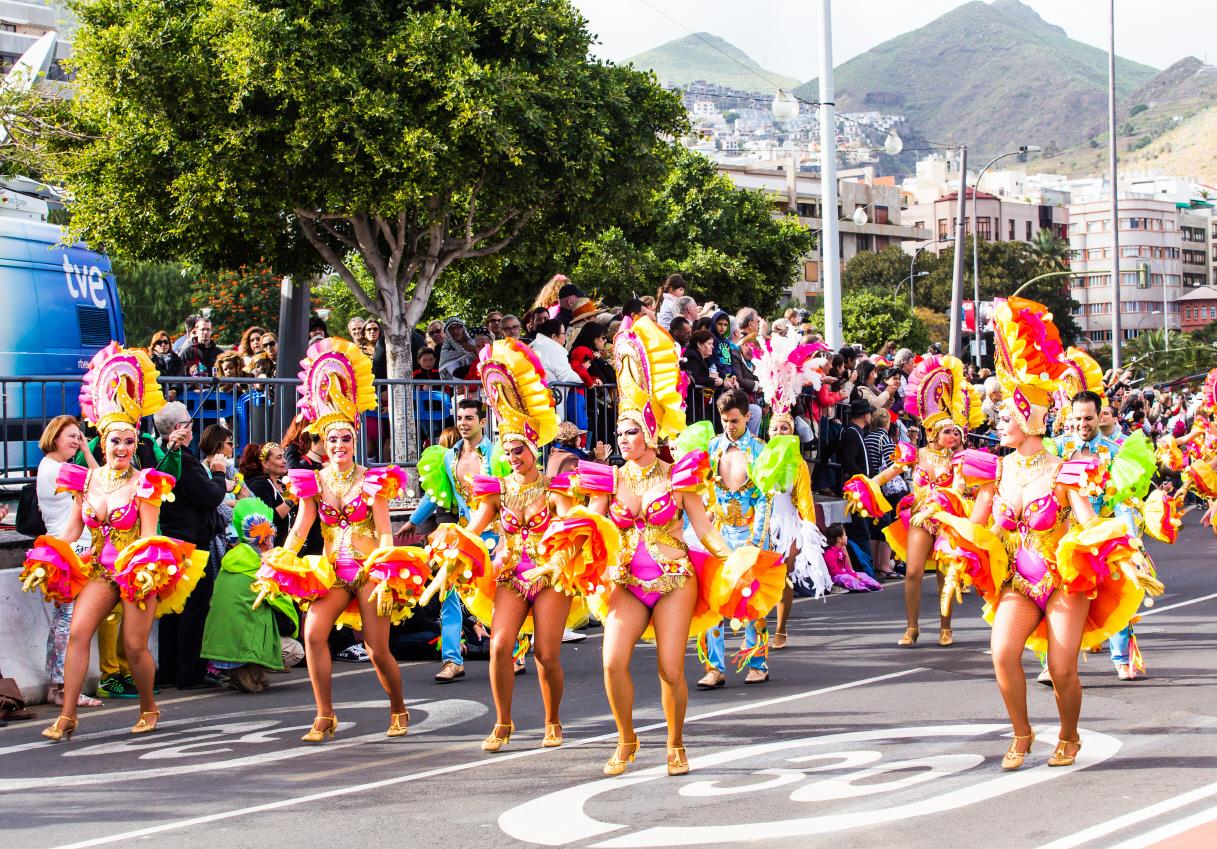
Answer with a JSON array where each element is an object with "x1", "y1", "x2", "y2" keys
[
  {"x1": 35, "y1": 0, "x2": 687, "y2": 371},
  {"x1": 812, "y1": 289, "x2": 930, "y2": 355}
]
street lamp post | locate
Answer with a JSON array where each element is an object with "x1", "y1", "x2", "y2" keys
[
  {"x1": 949, "y1": 145, "x2": 968, "y2": 358},
  {"x1": 817, "y1": 0, "x2": 842, "y2": 349},
  {"x1": 970, "y1": 145, "x2": 1038, "y2": 366},
  {"x1": 895, "y1": 271, "x2": 928, "y2": 308},
  {"x1": 1107, "y1": 0, "x2": 1123, "y2": 368}
]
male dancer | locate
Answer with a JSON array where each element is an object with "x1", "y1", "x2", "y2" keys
[
  {"x1": 1049, "y1": 390, "x2": 1142, "y2": 681},
  {"x1": 399, "y1": 398, "x2": 498, "y2": 682},
  {"x1": 698, "y1": 389, "x2": 772, "y2": 688}
]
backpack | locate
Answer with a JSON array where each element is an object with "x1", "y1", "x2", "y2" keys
[{"x1": 16, "y1": 482, "x2": 46, "y2": 537}]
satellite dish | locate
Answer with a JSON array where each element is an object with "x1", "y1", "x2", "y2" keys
[{"x1": 0, "y1": 30, "x2": 58, "y2": 146}]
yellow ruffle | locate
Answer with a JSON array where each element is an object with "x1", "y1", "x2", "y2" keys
[
  {"x1": 157, "y1": 547, "x2": 208, "y2": 617},
  {"x1": 481, "y1": 339, "x2": 558, "y2": 449},
  {"x1": 615, "y1": 316, "x2": 686, "y2": 441}
]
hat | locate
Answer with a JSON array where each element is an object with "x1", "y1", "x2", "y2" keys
[
  {"x1": 569, "y1": 297, "x2": 599, "y2": 322},
  {"x1": 556, "y1": 421, "x2": 586, "y2": 442},
  {"x1": 558, "y1": 283, "x2": 585, "y2": 300},
  {"x1": 848, "y1": 397, "x2": 873, "y2": 418}
]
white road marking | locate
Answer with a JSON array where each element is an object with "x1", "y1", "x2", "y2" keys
[
  {"x1": 0, "y1": 698, "x2": 487, "y2": 790},
  {"x1": 498, "y1": 726, "x2": 1121, "y2": 847},
  {"x1": 1034, "y1": 779, "x2": 1217, "y2": 849},
  {"x1": 37, "y1": 667, "x2": 928, "y2": 849},
  {"x1": 1101, "y1": 804, "x2": 1217, "y2": 849},
  {"x1": 1139, "y1": 591, "x2": 1217, "y2": 618}
]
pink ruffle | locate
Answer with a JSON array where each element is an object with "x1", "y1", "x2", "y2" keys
[
  {"x1": 842, "y1": 475, "x2": 892, "y2": 520},
  {"x1": 1056, "y1": 455, "x2": 1108, "y2": 498},
  {"x1": 891, "y1": 442, "x2": 917, "y2": 466},
  {"x1": 958, "y1": 448, "x2": 998, "y2": 485},
  {"x1": 363, "y1": 465, "x2": 406, "y2": 501},
  {"x1": 670, "y1": 450, "x2": 709, "y2": 492},
  {"x1": 471, "y1": 474, "x2": 503, "y2": 498},
  {"x1": 286, "y1": 468, "x2": 320, "y2": 500},
  {"x1": 21, "y1": 537, "x2": 91, "y2": 603},
  {"x1": 133, "y1": 469, "x2": 176, "y2": 507},
  {"x1": 55, "y1": 462, "x2": 88, "y2": 494},
  {"x1": 574, "y1": 460, "x2": 616, "y2": 494}
]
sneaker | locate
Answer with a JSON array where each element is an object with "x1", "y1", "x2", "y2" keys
[
  {"x1": 335, "y1": 645, "x2": 371, "y2": 663},
  {"x1": 95, "y1": 674, "x2": 140, "y2": 700},
  {"x1": 744, "y1": 668, "x2": 769, "y2": 684},
  {"x1": 1116, "y1": 663, "x2": 1133, "y2": 681},
  {"x1": 561, "y1": 628, "x2": 587, "y2": 644},
  {"x1": 696, "y1": 669, "x2": 726, "y2": 689}
]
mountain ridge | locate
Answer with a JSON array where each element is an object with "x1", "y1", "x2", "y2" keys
[{"x1": 624, "y1": 32, "x2": 800, "y2": 92}]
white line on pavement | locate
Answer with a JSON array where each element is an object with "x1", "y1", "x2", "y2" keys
[
  {"x1": 1034, "y1": 780, "x2": 1217, "y2": 849},
  {"x1": 1139, "y1": 591, "x2": 1217, "y2": 618},
  {"x1": 1100, "y1": 803, "x2": 1217, "y2": 849},
  {"x1": 39, "y1": 666, "x2": 928, "y2": 849}
]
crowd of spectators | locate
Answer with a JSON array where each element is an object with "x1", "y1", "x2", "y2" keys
[{"x1": 16, "y1": 270, "x2": 1213, "y2": 708}]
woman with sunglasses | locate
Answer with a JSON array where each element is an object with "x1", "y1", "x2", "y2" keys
[
  {"x1": 148, "y1": 331, "x2": 183, "y2": 376},
  {"x1": 237, "y1": 326, "x2": 267, "y2": 370},
  {"x1": 363, "y1": 320, "x2": 387, "y2": 380}
]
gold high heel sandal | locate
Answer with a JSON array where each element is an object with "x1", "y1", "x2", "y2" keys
[
  {"x1": 542, "y1": 723, "x2": 563, "y2": 748},
  {"x1": 1001, "y1": 733, "x2": 1035, "y2": 770},
  {"x1": 603, "y1": 739, "x2": 640, "y2": 776},
  {"x1": 131, "y1": 710, "x2": 160, "y2": 734},
  {"x1": 386, "y1": 711, "x2": 409, "y2": 738},
  {"x1": 898, "y1": 627, "x2": 920, "y2": 647},
  {"x1": 667, "y1": 746, "x2": 689, "y2": 776},
  {"x1": 301, "y1": 715, "x2": 338, "y2": 743},
  {"x1": 1047, "y1": 737, "x2": 1082, "y2": 767},
  {"x1": 771, "y1": 632, "x2": 788, "y2": 650},
  {"x1": 42, "y1": 716, "x2": 78, "y2": 742},
  {"x1": 481, "y1": 722, "x2": 514, "y2": 753},
  {"x1": 938, "y1": 628, "x2": 954, "y2": 647}
]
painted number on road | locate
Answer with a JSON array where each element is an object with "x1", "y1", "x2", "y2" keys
[{"x1": 499, "y1": 724, "x2": 1119, "y2": 847}]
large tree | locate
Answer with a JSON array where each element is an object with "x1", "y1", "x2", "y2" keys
[{"x1": 33, "y1": 0, "x2": 686, "y2": 456}]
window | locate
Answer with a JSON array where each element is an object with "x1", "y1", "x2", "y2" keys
[
  {"x1": 937, "y1": 218, "x2": 949, "y2": 241},
  {"x1": 1186, "y1": 307, "x2": 1193, "y2": 320},
  {"x1": 913, "y1": 221, "x2": 925, "y2": 230},
  {"x1": 1086, "y1": 220, "x2": 1106, "y2": 232},
  {"x1": 977, "y1": 217, "x2": 991, "y2": 240},
  {"x1": 1025, "y1": 221, "x2": 1032, "y2": 240},
  {"x1": 874, "y1": 205, "x2": 890, "y2": 224}
]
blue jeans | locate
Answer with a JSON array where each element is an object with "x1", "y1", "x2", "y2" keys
[
  {"x1": 440, "y1": 590, "x2": 464, "y2": 665},
  {"x1": 704, "y1": 619, "x2": 767, "y2": 673},
  {"x1": 1108, "y1": 625, "x2": 1132, "y2": 665}
]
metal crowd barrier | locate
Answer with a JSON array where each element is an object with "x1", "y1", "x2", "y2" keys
[{"x1": 0, "y1": 374, "x2": 732, "y2": 486}]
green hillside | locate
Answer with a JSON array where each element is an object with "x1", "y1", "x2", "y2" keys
[
  {"x1": 625, "y1": 33, "x2": 800, "y2": 92},
  {"x1": 795, "y1": 0, "x2": 1158, "y2": 158}
]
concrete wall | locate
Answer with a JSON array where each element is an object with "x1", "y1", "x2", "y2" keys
[{"x1": 0, "y1": 565, "x2": 101, "y2": 702}]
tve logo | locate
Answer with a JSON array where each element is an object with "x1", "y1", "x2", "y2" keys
[{"x1": 63, "y1": 254, "x2": 108, "y2": 309}]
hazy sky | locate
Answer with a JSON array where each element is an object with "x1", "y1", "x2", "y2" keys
[{"x1": 572, "y1": 0, "x2": 1214, "y2": 83}]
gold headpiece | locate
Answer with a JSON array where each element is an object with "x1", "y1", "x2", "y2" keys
[
  {"x1": 992, "y1": 297, "x2": 1067, "y2": 436},
  {"x1": 479, "y1": 338, "x2": 557, "y2": 456},
  {"x1": 613, "y1": 316, "x2": 687, "y2": 448},
  {"x1": 297, "y1": 337, "x2": 376, "y2": 434}
]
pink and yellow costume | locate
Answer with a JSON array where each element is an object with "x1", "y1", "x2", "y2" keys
[
  {"x1": 253, "y1": 337, "x2": 426, "y2": 628},
  {"x1": 21, "y1": 343, "x2": 205, "y2": 613}
]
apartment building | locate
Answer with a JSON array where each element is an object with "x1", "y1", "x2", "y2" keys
[
  {"x1": 1067, "y1": 196, "x2": 1187, "y2": 345},
  {"x1": 0, "y1": 1, "x2": 71, "y2": 78},
  {"x1": 903, "y1": 188, "x2": 1069, "y2": 256},
  {"x1": 1179, "y1": 286, "x2": 1217, "y2": 332},
  {"x1": 718, "y1": 163, "x2": 931, "y2": 302}
]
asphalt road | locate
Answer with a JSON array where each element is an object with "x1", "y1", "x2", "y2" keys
[{"x1": 3, "y1": 525, "x2": 1216, "y2": 849}]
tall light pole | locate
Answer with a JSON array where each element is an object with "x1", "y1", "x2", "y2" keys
[
  {"x1": 896, "y1": 271, "x2": 928, "y2": 308},
  {"x1": 909, "y1": 246, "x2": 924, "y2": 310},
  {"x1": 949, "y1": 145, "x2": 968, "y2": 358},
  {"x1": 970, "y1": 145, "x2": 1038, "y2": 366},
  {"x1": 1108, "y1": 0, "x2": 1123, "y2": 369},
  {"x1": 818, "y1": 0, "x2": 842, "y2": 349}
]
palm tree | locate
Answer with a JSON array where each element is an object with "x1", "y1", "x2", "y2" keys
[
  {"x1": 1028, "y1": 229, "x2": 1074, "y2": 272},
  {"x1": 1122, "y1": 328, "x2": 1189, "y2": 382}
]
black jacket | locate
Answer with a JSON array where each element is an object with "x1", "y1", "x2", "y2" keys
[
  {"x1": 246, "y1": 474, "x2": 290, "y2": 545},
  {"x1": 158, "y1": 448, "x2": 226, "y2": 548},
  {"x1": 836, "y1": 422, "x2": 871, "y2": 479}
]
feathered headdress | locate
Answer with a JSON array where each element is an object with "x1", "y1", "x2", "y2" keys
[
  {"x1": 233, "y1": 498, "x2": 276, "y2": 548},
  {"x1": 80, "y1": 342, "x2": 166, "y2": 434},
  {"x1": 753, "y1": 335, "x2": 819, "y2": 430},
  {"x1": 1055, "y1": 346, "x2": 1106, "y2": 429},
  {"x1": 613, "y1": 315, "x2": 688, "y2": 448},
  {"x1": 297, "y1": 337, "x2": 377, "y2": 434},
  {"x1": 992, "y1": 297, "x2": 1067, "y2": 436},
  {"x1": 1202, "y1": 367, "x2": 1217, "y2": 417},
  {"x1": 904, "y1": 354, "x2": 982, "y2": 436},
  {"x1": 479, "y1": 338, "x2": 557, "y2": 456}
]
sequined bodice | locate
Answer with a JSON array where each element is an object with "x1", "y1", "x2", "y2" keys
[{"x1": 609, "y1": 491, "x2": 678, "y2": 529}]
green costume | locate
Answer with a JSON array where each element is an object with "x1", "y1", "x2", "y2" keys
[{"x1": 201, "y1": 499, "x2": 299, "y2": 669}]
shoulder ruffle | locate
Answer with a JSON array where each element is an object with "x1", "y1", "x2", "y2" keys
[
  {"x1": 417, "y1": 445, "x2": 455, "y2": 510},
  {"x1": 1055, "y1": 455, "x2": 1108, "y2": 500},
  {"x1": 363, "y1": 465, "x2": 406, "y2": 501},
  {"x1": 54, "y1": 462, "x2": 89, "y2": 495},
  {"x1": 286, "y1": 468, "x2": 321, "y2": 500},
  {"x1": 957, "y1": 449, "x2": 998, "y2": 486},
  {"x1": 670, "y1": 450, "x2": 709, "y2": 492},
  {"x1": 133, "y1": 469, "x2": 176, "y2": 508}
]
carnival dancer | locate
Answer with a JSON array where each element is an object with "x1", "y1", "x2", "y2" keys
[
  {"x1": 21, "y1": 343, "x2": 206, "y2": 741},
  {"x1": 425, "y1": 339, "x2": 616, "y2": 752},
  {"x1": 696, "y1": 389, "x2": 773, "y2": 686},
  {"x1": 567, "y1": 316, "x2": 783, "y2": 777},
  {"x1": 398, "y1": 397, "x2": 499, "y2": 683},
  {"x1": 752, "y1": 334, "x2": 833, "y2": 650},
  {"x1": 1162, "y1": 369, "x2": 1217, "y2": 531},
  {"x1": 254, "y1": 337, "x2": 422, "y2": 742},
  {"x1": 935, "y1": 297, "x2": 1163, "y2": 769},
  {"x1": 843, "y1": 354, "x2": 981, "y2": 647}
]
